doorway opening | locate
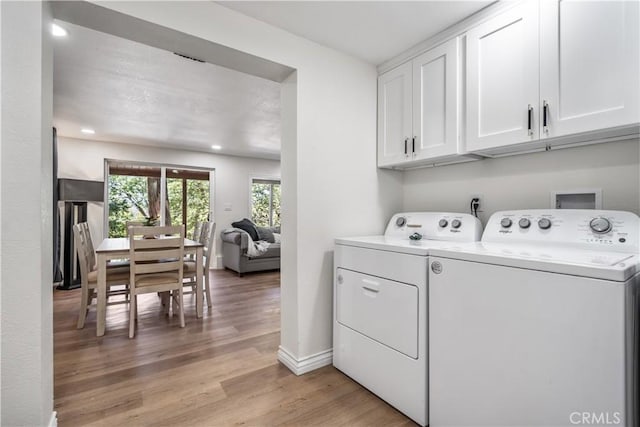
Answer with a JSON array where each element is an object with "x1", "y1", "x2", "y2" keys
[{"x1": 50, "y1": 3, "x2": 297, "y2": 423}]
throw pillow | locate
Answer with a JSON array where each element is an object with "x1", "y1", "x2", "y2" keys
[
  {"x1": 256, "y1": 226, "x2": 275, "y2": 243},
  {"x1": 231, "y1": 218, "x2": 259, "y2": 241}
]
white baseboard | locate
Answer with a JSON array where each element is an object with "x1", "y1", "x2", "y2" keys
[
  {"x1": 277, "y1": 346, "x2": 333, "y2": 376},
  {"x1": 48, "y1": 411, "x2": 58, "y2": 427}
]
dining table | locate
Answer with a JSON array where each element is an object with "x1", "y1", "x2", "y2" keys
[{"x1": 95, "y1": 237, "x2": 204, "y2": 337}]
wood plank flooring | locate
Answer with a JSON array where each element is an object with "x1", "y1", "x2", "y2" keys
[{"x1": 54, "y1": 269, "x2": 415, "y2": 426}]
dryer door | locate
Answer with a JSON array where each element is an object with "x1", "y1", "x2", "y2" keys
[{"x1": 336, "y1": 268, "x2": 419, "y2": 358}]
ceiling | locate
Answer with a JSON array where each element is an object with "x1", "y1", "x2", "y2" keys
[
  {"x1": 53, "y1": 22, "x2": 282, "y2": 160},
  {"x1": 54, "y1": 2, "x2": 492, "y2": 161},
  {"x1": 217, "y1": 1, "x2": 493, "y2": 65}
]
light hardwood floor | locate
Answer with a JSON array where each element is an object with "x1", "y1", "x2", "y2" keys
[{"x1": 54, "y1": 269, "x2": 416, "y2": 426}]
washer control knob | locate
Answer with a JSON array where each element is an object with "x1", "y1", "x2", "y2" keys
[
  {"x1": 589, "y1": 217, "x2": 612, "y2": 234},
  {"x1": 518, "y1": 218, "x2": 531, "y2": 229},
  {"x1": 438, "y1": 219, "x2": 448, "y2": 228},
  {"x1": 500, "y1": 218, "x2": 513, "y2": 228},
  {"x1": 538, "y1": 218, "x2": 552, "y2": 230},
  {"x1": 396, "y1": 216, "x2": 406, "y2": 227},
  {"x1": 451, "y1": 219, "x2": 462, "y2": 229}
]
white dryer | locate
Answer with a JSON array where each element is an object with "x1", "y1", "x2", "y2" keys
[
  {"x1": 334, "y1": 212, "x2": 483, "y2": 426},
  {"x1": 428, "y1": 209, "x2": 640, "y2": 427}
]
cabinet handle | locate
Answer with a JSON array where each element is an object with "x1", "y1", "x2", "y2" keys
[
  {"x1": 543, "y1": 101, "x2": 549, "y2": 134},
  {"x1": 404, "y1": 138, "x2": 408, "y2": 156},
  {"x1": 527, "y1": 105, "x2": 533, "y2": 136},
  {"x1": 412, "y1": 137, "x2": 416, "y2": 154}
]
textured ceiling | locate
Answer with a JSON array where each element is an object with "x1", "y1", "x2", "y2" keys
[
  {"x1": 217, "y1": 1, "x2": 493, "y2": 65},
  {"x1": 54, "y1": 2, "x2": 493, "y2": 159},
  {"x1": 53, "y1": 22, "x2": 282, "y2": 160}
]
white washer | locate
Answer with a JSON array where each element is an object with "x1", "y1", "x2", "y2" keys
[
  {"x1": 428, "y1": 209, "x2": 640, "y2": 427},
  {"x1": 334, "y1": 212, "x2": 483, "y2": 426}
]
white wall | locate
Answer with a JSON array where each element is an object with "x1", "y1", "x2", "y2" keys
[
  {"x1": 279, "y1": 72, "x2": 299, "y2": 352},
  {"x1": 403, "y1": 139, "x2": 640, "y2": 223},
  {"x1": 0, "y1": 3, "x2": 3, "y2": 421},
  {"x1": 57, "y1": 136, "x2": 281, "y2": 265},
  {"x1": 92, "y1": 1, "x2": 404, "y2": 361},
  {"x1": 0, "y1": 1, "x2": 54, "y2": 425}
]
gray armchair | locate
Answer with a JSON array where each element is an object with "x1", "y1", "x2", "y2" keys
[{"x1": 221, "y1": 228, "x2": 280, "y2": 276}]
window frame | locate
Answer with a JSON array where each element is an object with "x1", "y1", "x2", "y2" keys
[
  {"x1": 104, "y1": 159, "x2": 215, "y2": 239},
  {"x1": 249, "y1": 176, "x2": 281, "y2": 228}
]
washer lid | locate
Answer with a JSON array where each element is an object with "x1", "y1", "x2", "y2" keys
[
  {"x1": 430, "y1": 242, "x2": 639, "y2": 282},
  {"x1": 335, "y1": 236, "x2": 463, "y2": 256}
]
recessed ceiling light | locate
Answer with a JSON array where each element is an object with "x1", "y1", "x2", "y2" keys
[
  {"x1": 52, "y1": 23, "x2": 67, "y2": 37},
  {"x1": 172, "y1": 169, "x2": 178, "y2": 173},
  {"x1": 81, "y1": 128, "x2": 95, "y2": 135},
  {"x1": 211, "y1": 145, "x2": 222, "y2": 150}
]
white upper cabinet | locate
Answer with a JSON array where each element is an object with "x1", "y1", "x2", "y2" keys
[
  {"x1": 378, "y1": 38, "x2": 462, "y2": 168},
  {"x1": 466, "y1": 0, "x2": 639, "y2": 155},
  {"x1": 412, "y1": 39, "x2": 459, "y2": 161},
  {"x1": 378, "y1": 0, "x2": 639, "y2": 167},
  {"x1": 540, "y1": 0, "x2": 639, "y2": 138},
  {"x1": 377, "y1": 62, "x2": 412, "y2": 167},
  {"x1": 465, "y1": 1, "x2": 540, "y2": 152}
]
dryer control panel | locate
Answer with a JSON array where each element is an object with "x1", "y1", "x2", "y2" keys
[
  {"x1": 482, "y1": 209, "x2": 639, "y2": 253},
  {"x1": 385, "y1": 212, "x2": 483, "y2": 242}
]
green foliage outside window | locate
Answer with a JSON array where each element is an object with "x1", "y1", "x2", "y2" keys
[
  {"x1": 186, "y1": 179, "x2": 210, "y2": 233},
  {"x1": 251, "y1": 181, "x2": 281, "y2": 227},
  {"x1": 166, "y1": 178, "x2": 210, "y2": 235},
  {"x1": 271, "y1": 183, "x2": 281, "y2": 226},
  {"x1": 108, "y1": 175, "x2": 150, "y2": 237},
  {"x1": 108, "y1": 171, "x2": 210, "y2": 238},
  {"x1": 167, "y1": 178, "x2": 183, "y2": 227}
]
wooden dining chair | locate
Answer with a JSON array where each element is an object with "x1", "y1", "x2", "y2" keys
[
  {"x1": 78, "y1": 222, "x2": 96, "y2": 267},
  {"x1": 128, "y1": 225, "x2": 185, "y2": 338},
  {"x1": 78, "y1": 222, "x2": 129, "y2": 270},
  {"x1": 73, "y1": 223, "x2": 130, "y2": 329},
  {"x1": 184, "y1": 222, "x2": 216, "y2": 309},
  {"x1": 184, "y1": 221, "x2": 203, "y2": 263},
  {"x1": 192, "y1": 221, "x2": 204, "y2": 242}
]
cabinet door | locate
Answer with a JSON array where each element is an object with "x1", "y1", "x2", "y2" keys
[
  {"x1": 377, "y1": 62, "x2": 412, "y2": 167},
  {"x1": 466, "y1": 1, "x2": 539, "y2": 152},
  {"x1": 540, "y1": 0, "x2": 639, "y2": 138},
  {"x1": 412, "y1": 38, "x2": 459, "y2": 160}
]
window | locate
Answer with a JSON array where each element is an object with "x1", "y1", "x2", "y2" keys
[
  {"x1": 107, "y1": 161, "x2": 212, "y2": 237},
  {"x1": 251, "y1": 179, "x2": 280, "y2": 227},
  {"x1": 166, "y1": 168, "x2": 210, "y2": 237},
  {"x1": 108, "y1": 165, "x2": 161, "y2": 237}
]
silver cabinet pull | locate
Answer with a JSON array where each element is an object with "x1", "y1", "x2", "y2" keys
[
  {"x1": 527, "y1": 105, "x2": 533, "y2": 136},
  {"x1": 543, "y1": 101, "x2": 549, "y2": 134}
]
